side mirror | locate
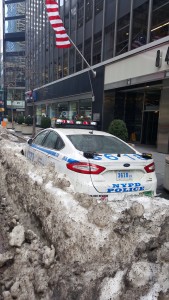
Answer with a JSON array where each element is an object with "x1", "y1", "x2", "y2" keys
[{"x1": 28, "y1": 138, "x2": 33, "y2": 145}]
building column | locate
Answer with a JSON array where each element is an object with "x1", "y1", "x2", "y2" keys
[{"x1": 157, "y1": 78, "x2": 169, "y2": 153}]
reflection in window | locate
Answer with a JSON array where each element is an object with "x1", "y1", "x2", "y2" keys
[
  {"x1": 33, "y1": 131, "x2": 49, "y2": 146},
  {"x1": 116, "y1": 0, "x2": 130, "y2": 55},
  {"x1": 69, "y1": 102, "x2": 78, "y2": 120},
  {"x1": 79, "y1": 99, "x2": 92, "y2": 121},
  {"x1": 93, "y1": 31, "x2": 102, "y2": 65},
  {"x1": 69, "y1": 48, "x2": 75, "y2": 74},
  {"x1": 104, "y1": 25, "x2": 114, "y2": 60},
  {"x1": 85, "y1": 0, "x2": 93, "y2": 22},
  {"x1": 84, "y1": 38, "x2": 91, "y2": 67},
  {"x1": 77, "y1": 0, "x2": 84, "y2": 28},
  {"x1": 5, "y1": 19, "x2": 25, "y2": 33},
  {"x1": 5, "y1": 2, "x2": 25, "y2": 18},
  {"x1": 6, "y1": 41, "x2": 25, "y2": 52},
  {"x1": 70, "y1": 5, "x2": 76, "y2": 32},
  {"x1": 131, "y1": 1, "x2": 148, "y2": 49},
  {"x1": 76, "y1": 44, "x2": 82, "y2": 71},
  {"x1": 65, "y1": 13, "x2": 69, "y2": 31},
  {"x1": 57, "y1": 102, "x2": 69, "y2": 119},
  {"x1": 95, "y1": 0, "x2": 103, "y2": 15},
  {"x1": 63, "y1": 52, "x2": 68, "y2": 77},
  {"x1": 151, "y1": 0, "x2": 169, "y2": 42}
]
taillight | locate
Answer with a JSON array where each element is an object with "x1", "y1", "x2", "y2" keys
[
  {"x1": 144, "y1": 162, "x2": 155, "y2": 173},
  {"x1": 66, "y1": 162, "x2": 105, "y2": 174}
]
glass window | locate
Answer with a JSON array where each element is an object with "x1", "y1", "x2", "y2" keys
[
  {"x1": 131, "y1": 0, "x2": 148, "y2": 50},
  {"x1": 84, "y1": 38, "x2": 91, "y2": 67},
  {"x1": 57, "y1": 102, "x2": 69, "y2": 119},
  {"x1": 76, "y1": 44, "x2": 82, "y2": 71},
  {"x1": 6, "y1": 41, "x2": 25, "y2": 52},
  {"x1": 77, "y1": 0, "x2": 84, "y2": 28},
  {"x1": 67, "y1": 134, "x2": 136, "y2": 154},
  {"x1": 5, "y1": 2, "x2": 25, "y2": 18},
  {"x1": 151, "y1": 0, "x2": 169, "y2": 42},
  {"x1": 104, "y1": 25, "x2": 114, "y2": 60},
  {"x1": 78, "y1": 99, "x2": 92, "y2": 121},
  {"x1": 70, "y1": 4, "x2": 77, "y2": 32},
  {"x1": 69, "y1": 102, "x2": 79, "y2": 120},
  {"x1": 69, "y1": 48, "x2": 75, "y2": 74},
  {"x1": 116, "y1": 0, "x2": 131, "y2": 55},
  {"x1": 95, "y1": 0, "x2": 103, "y2": 15},
  {"x1": 63, "y1": 52, "x2": 68, "y2": 77},
  {"x1": 85, "y1": 0, "x2": 93, "y2": 22},
  {"x1": 42, "y1": 131, "x2": 58, "y2": 149},
  {"x1": 42, "y1": 131, "x2": 64, "y2": 150},
  {"x1": 5, "y1": 19, "x2": 25, "y2": 33},
  {"x1": 93, "y1": 31, "x2": 102, "y2": 64},
  {"x1": 33, "y1": 130, "x2": 49, "y2": 145}
]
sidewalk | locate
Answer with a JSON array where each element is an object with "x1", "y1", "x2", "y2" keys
[{"x1": 135, "y1": 144, "x2": 169, "y2": 199}]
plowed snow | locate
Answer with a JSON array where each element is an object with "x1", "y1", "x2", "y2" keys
[{"x1": 0, "y1": 127, "x2": 169, "y2": 300}]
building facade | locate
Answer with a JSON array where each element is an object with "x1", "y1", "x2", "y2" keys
[
  {"x1": 26, "y1": 0, "x2": 169, "y2": 153},
  {"x1": 3, "y1": 0, "x2": 26, "y2": 119}
]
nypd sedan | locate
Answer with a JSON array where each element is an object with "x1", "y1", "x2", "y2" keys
[{"x1": 22, "y1": 127, "x2": 157, "y2": 201}]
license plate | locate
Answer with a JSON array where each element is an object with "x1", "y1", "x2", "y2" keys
[{"x1": 116, "y1": 171, "x2": 132, "y2": 180}]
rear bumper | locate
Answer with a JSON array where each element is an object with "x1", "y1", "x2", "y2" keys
[{"x1": 73, "y1": 178, "x2": 157, "y2": 201}]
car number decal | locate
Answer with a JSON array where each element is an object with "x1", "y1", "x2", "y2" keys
[
  {"x1": 107, "y1": 182, "x2": 144, "y2": 193},
  {"x1": 27, "y1": 150, "x2": 35, "y2": 161},
  {"x1": 93, "y1": 154, "x2": 148, "y2": 161}
]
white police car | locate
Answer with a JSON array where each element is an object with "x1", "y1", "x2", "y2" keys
[{"x1": 22, "y1": 126, "x2": 157, "y2": 201}]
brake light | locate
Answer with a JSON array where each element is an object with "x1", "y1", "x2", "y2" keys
[
  {"x1": 144, "y1": 162, "x2": 155, "y2": 173},
  {"x1": 66, "y1": 162, "x2": 105, "y2": 174}
]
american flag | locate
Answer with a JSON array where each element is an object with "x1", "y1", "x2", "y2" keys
[{"x1": 45, "y1": 0, "x2": 71, "y2": 48}]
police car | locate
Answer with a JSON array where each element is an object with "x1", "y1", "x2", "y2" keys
[{"x1": 22, "y1": 123, "x2": 157, "y2": 201}]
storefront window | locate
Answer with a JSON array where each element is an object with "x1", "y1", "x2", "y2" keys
[
  {"x1": 36, "y1": 98, "x2": 92, "y2": 126},
  {"x1": 151, "y1": 0, "x2": 169, "y2": 42},
  {"x1": 78, "y1": 99, "x2": 92, "y2": 121},
  {"x1": 57, "y1": 102, "x2": 69, "y2": 119}
]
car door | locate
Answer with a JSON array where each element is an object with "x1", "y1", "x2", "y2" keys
[
  {"x1": 26, "y1": 130, "x2": 50, "y2": 165},
  {"x1": 41, "y1": 130, "x2": 65, "y2": 172}
]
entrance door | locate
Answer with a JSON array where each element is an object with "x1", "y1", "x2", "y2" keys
[{"x1": 141, "y1": 111, "x2": 159, "y2": 145}]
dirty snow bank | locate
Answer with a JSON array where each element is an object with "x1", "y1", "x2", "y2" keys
[{"x1": 0, "y1": 127, "x2": 169, "y2": 300}]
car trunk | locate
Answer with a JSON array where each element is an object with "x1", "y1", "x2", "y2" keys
[{"x1": 88, "y1": 153, "x2": 153, "y2": 193}]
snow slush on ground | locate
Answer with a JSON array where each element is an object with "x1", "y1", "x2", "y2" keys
[{"x1": 0, "y1": 126, "x2": 169, "y2": 300}]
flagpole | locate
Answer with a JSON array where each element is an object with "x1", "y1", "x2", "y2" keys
[{"x1": 69, "y1": 37, "x2": 96, "y2": 78}]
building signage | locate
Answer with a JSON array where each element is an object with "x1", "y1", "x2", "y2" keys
[{"x1": 7, "y1": 100, "x2": 25, "y2": 108}]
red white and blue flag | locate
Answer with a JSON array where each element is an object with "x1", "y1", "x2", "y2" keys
[{"x1": 45, "y1": 0, "x2": 71, "y2": 48}]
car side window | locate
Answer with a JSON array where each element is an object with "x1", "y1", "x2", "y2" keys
[
  {"x1": 42, "y1": 131, "x2": 58, "y2": 149},
  {"x1": 32, "y1": 130, "x2": 49, "y2": 146},
  {"x1": 42, "y1": 131, "x2": 64, "y2": 150},
  {"x1": 55, "y1": 136, "x2": 64, "y2": 150}
]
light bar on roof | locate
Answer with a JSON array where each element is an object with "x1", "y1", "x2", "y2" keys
[{"x1": 55, "y1": 119, "x2": 97, "y2": 126}]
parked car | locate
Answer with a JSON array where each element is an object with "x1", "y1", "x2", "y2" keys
[{"x1": 22, "y1": 127, "x2": 157, "y2": 201}]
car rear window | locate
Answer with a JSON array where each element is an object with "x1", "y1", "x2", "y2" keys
[{"x1": 67, "y1": 134, "x2": 136, "y2": 154}]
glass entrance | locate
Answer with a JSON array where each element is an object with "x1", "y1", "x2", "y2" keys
[
  {"x1": 113, "y1": 83, "x2": 161, "y2": 145},
  {"x1": 141, "y1": 111, "x2": 159, "y2": 145}
]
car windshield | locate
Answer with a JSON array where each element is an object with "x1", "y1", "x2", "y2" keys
[{"x1": 67, "y1": 134, "x2": 136, "y2": 154}]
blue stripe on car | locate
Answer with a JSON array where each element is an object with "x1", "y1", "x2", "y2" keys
[
  {"x1": 31, "y1": 144, "x2": 78, "y2": 163},
  {"x1": 31, "y1": 144, "x2": 59, "y2": 157}
]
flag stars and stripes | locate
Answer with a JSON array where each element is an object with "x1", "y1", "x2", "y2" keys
[{"x1": 45, "y1": 0, "x2": 71, "y2": 48}]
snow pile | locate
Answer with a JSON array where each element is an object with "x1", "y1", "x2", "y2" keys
[{"x1": 0, "y1": 127, "x2": 169, "y2": 300}]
